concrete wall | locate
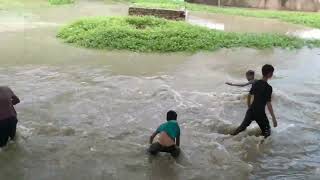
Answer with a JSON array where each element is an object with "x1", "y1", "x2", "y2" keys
[
  {"x1": 187, "y1": 0, "x2": 320, "y2": 12},
  {"x1": 128, "y1": 7, "x2": 186, "y2": 20}
]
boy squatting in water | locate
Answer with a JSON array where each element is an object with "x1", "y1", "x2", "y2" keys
[{"x1": 148, "y1": 110, "x2": 180, "y2": 157}]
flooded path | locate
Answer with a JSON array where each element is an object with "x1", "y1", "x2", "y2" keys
[
  {"x1": 0, "y1": 0, "x2": 320, "y2": 180},
  {"x1": 187, "y1": 12, "x2": 320, "y2": 39}
]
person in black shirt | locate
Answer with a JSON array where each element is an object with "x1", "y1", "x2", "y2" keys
[{"x1": 231, "y1": 64, "x2": 277, "y2": 138}]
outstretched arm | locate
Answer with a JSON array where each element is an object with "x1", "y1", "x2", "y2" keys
[
  {"x1": 176, "y1": 136, "x2": 180, "y2": 147},
  {"x1": 149, "y1": 131, "x2": 158, "y2": 144},
  {"x1": 267, "y1": 102, "x2": 277, "y2": 127},
  {"x1": 226, "y1": 82, "x2": 251, "y2": 87}
]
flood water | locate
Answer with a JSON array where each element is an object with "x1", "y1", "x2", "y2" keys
[
  {"x1": 187, "y1": 12, "x2": 320, "y2": 40},
  {"x1": 0, "y1": 0, "x2": 320, "y2": 180}
]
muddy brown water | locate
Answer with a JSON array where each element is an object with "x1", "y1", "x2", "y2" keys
[
  {"x1": 0, "y1": 0, "x2": 320, "y2": 180},
  {"x1": 187, "y1": 12, "x2": 320, "y2": 39}
]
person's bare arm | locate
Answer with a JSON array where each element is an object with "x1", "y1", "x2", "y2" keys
[
  {"x1": 247, "y1": 94, "x2": 252, "y2": 108},
  {"x1": 149, "y1": 131, "x2": 158, "y2": 144},
  {"x1": 226, "y1": 82, "x2": 251, "y2": 87},
  {"x1": 176, "y1": 136, "x2": 180, "y2": 147},
  {"x1": 267, "y1": 102, "x2": 277, "y2": 127}
]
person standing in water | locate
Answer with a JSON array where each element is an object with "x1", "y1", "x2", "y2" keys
[
  {"x1": 232, "y1": 65, "x2": 277, "y2": 138},
  {"x1": 226, "y1": 70, "x2": 257, "y2": 87},
  {"x1": 0, "y1": 86, "x2": 20, "y2": 147},
  {"x1": 148, "y1": 110, "x2": 181, "y2": 158}
]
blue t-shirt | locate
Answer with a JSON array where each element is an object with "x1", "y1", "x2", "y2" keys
[{"x1": 156, "y1": 120, "x2": 180, "y2": 140}]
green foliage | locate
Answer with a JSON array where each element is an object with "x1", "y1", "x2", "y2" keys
[
  {"x1": 120, "y1": 0, "x2": 320, "y2": 29},
  {"x1": 57, "y1": 16, "x2": 320, "y2": 52},
  {"x1": 48, "y1": 0, "x2": 74, "y2": 5}
]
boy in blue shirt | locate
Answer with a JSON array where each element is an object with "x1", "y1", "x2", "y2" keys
[{"x1": 148, "y1": 110, "x2": 181, "y2": 157}]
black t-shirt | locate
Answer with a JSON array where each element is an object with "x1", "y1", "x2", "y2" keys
[{"x1": 249, "y1": 80, "x2": 272, "y2": 111}]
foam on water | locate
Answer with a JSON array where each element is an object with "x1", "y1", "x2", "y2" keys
[
  {"x1": 291, "y1": 29, "x2": 320, "y2": 40},
  {"x1": 0, "y1": 66, "x2": 253, "y2": 179},
  {"x1": 1, "y1": 1, "x2": 320, "y2": 179},
  {"x1": 1, "y1": 62, "x2": 320, "y2": 179}
]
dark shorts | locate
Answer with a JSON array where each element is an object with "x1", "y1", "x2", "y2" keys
[
  {"x1": 148, "y1": 142, "x2": 180, "y2": 158},
  {"x1": 233, "y1": 108, "x2": 271, "y2": 138},
  {"x1": 0, "y1": 117, "x2": 18, "y2": 147}
]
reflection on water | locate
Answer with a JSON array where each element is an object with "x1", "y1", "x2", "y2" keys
[
  {"x1": 187, "y1": 15, "x2": 225, "y2": 31},
  {"x1": 187, "y1": 12, "x2": 320, "y2": 40},
  {"x1": 0, "y1": 0, "x2": 320, "y2": 180},
  {"x1": 291, "y1": 29, "x2": 320, "y2": 40},
  {"x1": 1, "y1": 48, "x2": 319, "y2": 180}
]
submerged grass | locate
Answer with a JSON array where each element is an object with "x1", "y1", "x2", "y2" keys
[
  {"x1": 48, "y1": 0, "x2": 74, "y2": 5},
  {"x1": 114, "y1": 0, "x2": 320, "y2": 29},
  {"x1": 57, "y1": 16, "x2": 320, "y2": 52}
]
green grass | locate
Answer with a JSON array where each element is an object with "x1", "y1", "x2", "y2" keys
[
  {"x1": 57, "y1": 16, "x2": 320, "y2": 52},
  {"x1": 115, "y1": 0, "x2": 320, "y2": 29},
  {"x1": 48, "y1": 0, "x2": 74, "y2": 5}
]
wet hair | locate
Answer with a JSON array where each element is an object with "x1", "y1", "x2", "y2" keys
[
  {"x1": 262, "y1": 64, "x2": 274, "y2": 77},
  {"x1": 167, "y1": 110, "x2": 177, "y2": 121},
  {"x1": 246, "y1": 70, "x2": 255, "y2": 77}
]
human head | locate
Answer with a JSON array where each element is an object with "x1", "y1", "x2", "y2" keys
[
  {"x1": 245, "y1": 70, "x2": 255, "y2": 81},
  {"x1": 262, "y1": 64, "x2": 274, "y2": 79},
  {"x1": 167, "y1": 110, "x2": 177, "y2": 121}
]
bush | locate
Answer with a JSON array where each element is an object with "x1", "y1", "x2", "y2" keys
[{"x1": 57, "y1": 16, "x2": 320, "y2": 52}]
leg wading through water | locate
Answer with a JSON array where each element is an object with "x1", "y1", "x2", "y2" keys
[
  {"x1": 0, "y1": 117, "x2": 18, "y2": 147},
  {"x1": 232, "y1": 109, "x2": 271, "y2": 138},
  {"x1": 0, "y1": 119, "x2": 9, "y2": 147},
  {"x1": 8, "y1": 117, "x2": 18, "y2": 141}
]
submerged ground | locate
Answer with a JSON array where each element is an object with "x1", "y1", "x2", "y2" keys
[{"x1": 0, "y1": 0, "x2": 320, "y2": 180}]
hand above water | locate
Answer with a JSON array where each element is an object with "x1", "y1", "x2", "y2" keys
[{"x1": 272, "y1": 117, "x2": 277, "y2": 128}]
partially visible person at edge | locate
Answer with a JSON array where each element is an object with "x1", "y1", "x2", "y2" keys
[
  {"x1": 232, "y1": 65, "x2": 277, "y2": 138},
  {"x1": 0, "y1": 86, "x2": 20, "y2": 148},
  {"x1": 226, "y1": 70, "x2": 257, "y2": 87},
  {"x1": 148, "y1": 110, "x2": 181, "y2": 158}
]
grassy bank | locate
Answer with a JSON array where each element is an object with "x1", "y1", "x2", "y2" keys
[
  {"x1": 48, "y1": 0, "x2": 74, "y2": 5},
  {"x1": 114, "y1": 0, "x2": 320, "y2": 29},
  {"x1": 57, "y1": 16, "x2": 320, "y2": 52}
]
